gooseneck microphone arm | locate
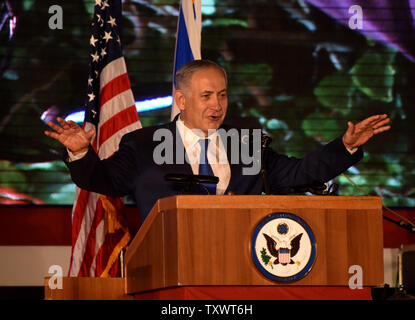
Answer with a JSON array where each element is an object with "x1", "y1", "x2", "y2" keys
[
  {"x1": 164, "y1": 173, "x2": 219, "y2": 195},
  {"x1": 261, "y1": 134, "x2": 272, "y2": 195}
]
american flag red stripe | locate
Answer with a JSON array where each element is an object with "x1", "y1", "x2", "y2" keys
[
  {"x1": 69, "y1": 0, "x2": 141, "y2": 277},
  {"x1": 100, "y1": 73, "x2": 131, "y2": 106},
  {"x1": 98, "y1": 105, "x2": 138, "y2": 146},
  {"x1": 78, "y1": 195, "x2": 103, "y2": 276},
  {"x1": 68, "y1": 188, "x2": 89, "y2": 276},
  {"x1": 70, "y1": 192, "x2": 99, "y2": 276}
]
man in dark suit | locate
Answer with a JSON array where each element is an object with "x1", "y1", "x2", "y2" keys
[{"x1": 45, "y1": 60, "x2": 390, "y2": 223}]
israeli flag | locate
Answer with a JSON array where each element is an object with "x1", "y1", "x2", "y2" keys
[{"x1": 171, "y1": 0, "x2": 202, "y2": 120}]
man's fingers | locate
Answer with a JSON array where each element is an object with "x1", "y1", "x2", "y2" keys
[
  {"x1": 85, "y1": 128, "x2": 96, "y2": 140},
  {"x1": 67, "y1": 120, "x2": 80, "y2": 128},
  {"x1": 57, "y1": 117, "x2": 78, "y2": 130},
  {"x1": 356, "y1": 114, "x2": 390, "y2": 132},
  {"x1": 346, "y1": 121, "x2": 355, "y2": 136},
  {"x1": 373, "y1": 125, "x2": 391, "y2": 135},
  {"x1": 370, "y1": 114, "x2": 387, "y2": 121},
  {"x1": 58, "y1": 117, "x2": 74, "y2": 130},
  {"x1": 48, "y1": 117, "x2": 73, "y2": 132},
  {"x1": 56, "y1": 116, "x2": 67, "y2": 123},
  {"x1": 359, "y1": 114, "x2": 380, "y2": 126},
  {"x1": 56, "y1": 117, "x2": 67, "y2": 126},
  {"x1": 44, "y1": 130, "x2": 60, "y2": 140},
  {"x1": 372, "y1": 117, "x2": 390, "y2": 129},
  {"x1": 48, "y1": 118, "x2": 82, "y2": 134},
  {"x1": 359, "y1": 114, "x2": 388, "y2": 127},
  {"x1": 47, "y1": 121, "x2": 64, "y2": 133}
]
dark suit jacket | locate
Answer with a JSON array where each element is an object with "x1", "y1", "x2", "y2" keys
[{"x1": 65, "y1": 120, "x2": 363, "y2": 222}]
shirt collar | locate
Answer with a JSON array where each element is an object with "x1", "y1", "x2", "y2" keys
[{"x1": 176, "y1": 117, "x2": 219, "y2": 150}]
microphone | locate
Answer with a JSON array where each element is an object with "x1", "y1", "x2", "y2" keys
[
  {"x1": 261, "y1": 134, "x2": 272, "y2": 149},
  {"x1": 289, "y1": 182, "x2": 338, "y2": 195},
  {"x1": 165, "y1": 173, "x2": 219, "y2": 184},
  {"x1": 164, "y1": 173, "x2": 219, "y2": 194}
]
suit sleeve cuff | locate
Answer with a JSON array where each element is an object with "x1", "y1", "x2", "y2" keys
[
  {"x1": 345, "y1": 146, "x2": 358, "y2": 155},
  {"x1": 67, "y1": 148, "x2": 88, "y2": 162}
]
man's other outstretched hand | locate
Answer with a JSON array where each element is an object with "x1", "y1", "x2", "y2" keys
[
  {"x1": 342, "y1": 114, "x2": 391, "y2": 150},
  {"x1": 44, "y1": 117, "x2": 95, "y2": 155}
]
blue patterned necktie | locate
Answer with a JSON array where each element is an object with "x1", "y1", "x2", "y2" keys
[{"x1": 198, "y1": 138, "x2": 217, "y2": 195}]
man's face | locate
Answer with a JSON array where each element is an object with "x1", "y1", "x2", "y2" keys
[{"x1": 176, "y1": 67, "x2": 228, "y2": 136}]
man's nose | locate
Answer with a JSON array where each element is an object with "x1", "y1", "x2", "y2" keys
[{"x1": 210, "y1": 95, "x2": 223, "y2": 111}]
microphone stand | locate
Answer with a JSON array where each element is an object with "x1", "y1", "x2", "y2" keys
[
  {"x1": 341, "y1": 173, "x2": 415, "y2": 234},
  {"x1": 178, "y1": 179, "x2": 212, "y2": 195},
  {"x1": 260, "y1": 134, "x2": 271, "y2": 195},
  {"x1": 197, "y1": 183, "x2": 211, "y2": 195},
  {"x1": 387, "y1": 245, "x2": 415, "y2": 300},
  {"x1": 382, "y1": 215, "x2": 415, "y2": 234}
]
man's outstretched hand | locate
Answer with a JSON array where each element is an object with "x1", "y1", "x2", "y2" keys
[
  {"x1": 342, "y1": 114, "x2": 390, "y2": 150},
  {"x1": 44, "y1": 117, "x2": 95, "y2": 154}
]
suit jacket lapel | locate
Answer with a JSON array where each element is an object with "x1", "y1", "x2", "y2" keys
[{"x1": 165, "y1": 119, "x2": 193, "y2": 175}]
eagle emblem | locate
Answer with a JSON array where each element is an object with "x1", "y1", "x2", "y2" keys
[
  {"x1": 251, "y1": 212, "x2": 316, "y2": 282},
  {"x1": 263, "y1": 232, "x2": 303, "y2": 266}
]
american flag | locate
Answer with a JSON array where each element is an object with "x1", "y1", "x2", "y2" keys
[
  {"x1": 68, "y1": 0, "x2": 141, "y2": 277},
  {"x1": 171, "y1": 0, "x2": 202, "y2": 120}
]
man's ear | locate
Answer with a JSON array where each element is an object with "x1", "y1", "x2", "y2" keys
[{"x1": 174, "y1": 90, "x2": 186, "y2": 111}]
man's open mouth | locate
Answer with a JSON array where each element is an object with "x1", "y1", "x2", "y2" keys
[{"x1": 208, "y1": 115, "x2": 222, "y2": 121}]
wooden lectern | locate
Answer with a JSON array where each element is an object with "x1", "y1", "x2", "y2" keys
[
  {"x1": 45, "y1": 195, "x2": 383, "y2": 300},
  {"x1": 124, "y1": 195, "x2": 383, "y2": 299}
]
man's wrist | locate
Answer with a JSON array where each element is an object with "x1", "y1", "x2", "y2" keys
[
  {"x1": 341, "y1": 136, "x2": 358, "y2": 154},
  {"x1": 70, "y1": 147, "x2": 89, "y2": 155}
]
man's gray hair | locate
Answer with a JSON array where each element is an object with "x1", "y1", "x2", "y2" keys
[{"x1": 175, "y1": 59, "x2": 228, "y2": 91}]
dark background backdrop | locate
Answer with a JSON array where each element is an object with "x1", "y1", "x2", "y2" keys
[{"x1": 0, "y1": 0, "x2": 414, "y2": 207}]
